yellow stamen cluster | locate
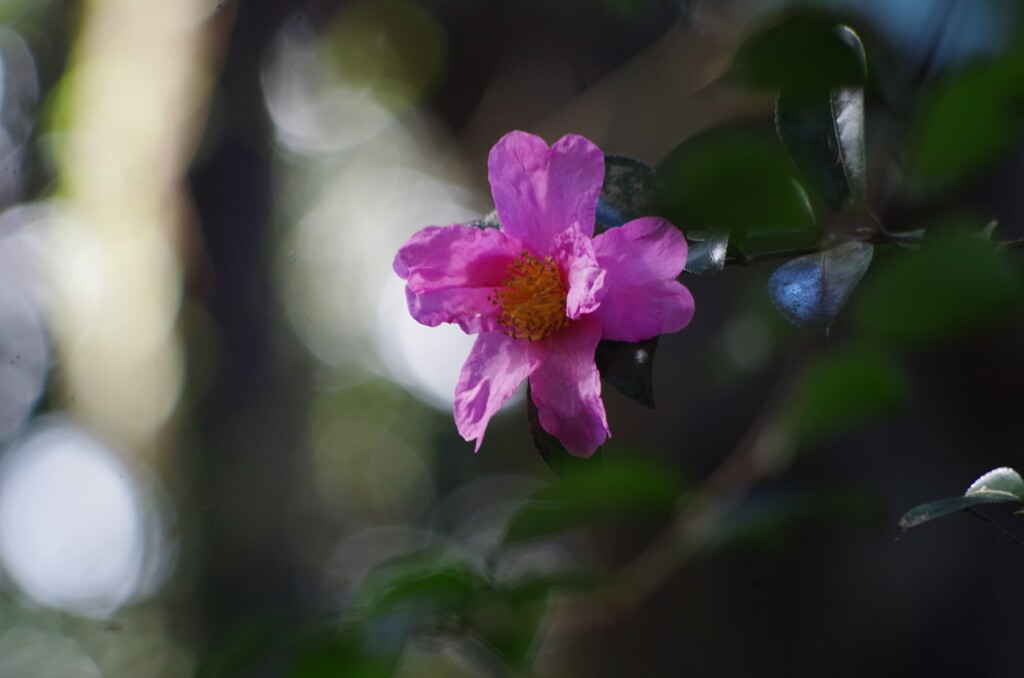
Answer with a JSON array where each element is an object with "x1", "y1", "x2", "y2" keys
[{"x1": 491, "y1": 250, "x2": 569, "y2": 341}]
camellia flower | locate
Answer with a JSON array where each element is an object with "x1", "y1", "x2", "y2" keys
[{"x1": 394, "y1": 131, "x2": 694, "y2": 457}]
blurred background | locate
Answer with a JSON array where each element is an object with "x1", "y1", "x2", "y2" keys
[{"x1": 0, "y1": 0, "x2": 1023, "y2": 675}]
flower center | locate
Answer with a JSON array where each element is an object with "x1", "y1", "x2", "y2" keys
[{"x1": 492, "y1": 250, "x2": 569, "y2": 341}]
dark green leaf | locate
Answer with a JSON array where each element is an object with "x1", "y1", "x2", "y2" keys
[
  {"x1": 853, "y1": 230, "x2": 1024, "y2": 347},
  {"x1": 527, "y1": 383, "x2": 603, "y2": 478},
  {"x1": 897, "y1": 467, "x2": 1024, "y2": 537},
  {"x1": 197, "y1": 617, "x2": 288, "y2": 678},
  {"x1": 292, "y1": 628, "x2": 398, "y2": 678},
  {"x1": 788, "y1": 344, "x2": 908, "y2": 446},
  {"x1": 908, "y1": 44, "x2": 1024, "y2": 193},
  {"x1": 468, "y1": 581, "x2": 550, "y2": 671},
  {"x1": 369, "y1": 566, "x2": 483, "y2": 618},
  {"x1": 356, "y1": 550, "x2": 487, "y2": 619},
  {"x1": 596, "y1": 155, "x2": 662, "y2": 229},
  {"x1": 595, "y1": 337, "x2": 658, "y2": 408},
  {"x1": 768, "y1": 240, "x2": 873, "y2": 333},
  {"x1": 776, "y1": 69, "x2": 868, "y2": 213},
  {"x1": 729, "y1": 10, "x2": 867, "y2": 92},
  {"x1": 658, "y1": 126, "x2": 817, "y2": 244},
  {"x1": 502, "y1": 453, "x2": 686, "y2": 545},
  {"x1": 684, "y1": 229, "x2": 730, "y2": 275}
]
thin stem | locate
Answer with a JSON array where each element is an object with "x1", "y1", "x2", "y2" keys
[
  {"x1": 723, "y1": 229, "x2": 1023, "y2": 268},
  {"x1": 550, "y1": 344, "x2": 816, "y2": 629},
  {"x1": 967, "y1": 508, "x2": 1024, "y2": 550},
  {"x1": 725, "y1": 245, "x2": 821, "y2": 267}
]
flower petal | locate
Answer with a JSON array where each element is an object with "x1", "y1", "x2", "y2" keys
[
  {"x1": 395, "y1": 225, "x2": 522, "y2": 334},
  {"x1": 488, "y1": 131, "x2": 605, "y2": 254},
  {"x1": 454, "y1": 332, "x2": 530, "y2": 451},
  {"x1": 528, "y1": 315, "x2": 608, "y2": 457},
  {"x1": 592, "y1": 217, "x2": 695, "y2": 342},
  {"x1": 552, "y1": 223, "x2": 606, "y2": 320}
]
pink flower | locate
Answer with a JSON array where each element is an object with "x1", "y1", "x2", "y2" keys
[{"x1": 394, "y1": 131, "x2": 694, "y2": 457}]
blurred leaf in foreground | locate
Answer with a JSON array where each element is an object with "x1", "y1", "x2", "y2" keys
[
  {"x1": 357, "y1": 550, "x2": 486, "y2": 620},
  {"x1": 853, "y1": 230, "x2": 1024, "y2": 348},
  {"x1": 786, "y1": 343, "x2": 908, "y2": 448},
  {"x1": 908, "y1": 43, "x2": 1024, "y2": 194},
  {"x1": 292, "y1": 627, "x2": 399, "y2": 678},
  {"x1": 502, "y1": 452, "x2": 685, "y2": 545}
]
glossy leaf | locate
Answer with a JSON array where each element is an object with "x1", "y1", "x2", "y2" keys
[
  {"x1": 527, "y1": 383, "x2": 603, "y2": 479},
  {"x1": 908, "y1": 44, "x2": 1024, "y2": 193},
  {"x1": 729, "y1": 10, "x2": 867, "y2": 92},
  {"x1": 768, "y1": 240, "x2": 873, "y2": 333},
  {"x1": 684, "y1": 229, "x2": 730, "y2": 275},
  {"x1": 596, "y1": 155, "x2": 662, "y2": 229},
  {"x1": 595, "y1": 337, "x2": 658, "y2": 408},
  {"x1": 853, "y1": 230, "x2": 1024, "y2": 347},
  {"x1": 502, "y1": 453, "x2": 686, "y2": 545},
  {"x1": 966, "y1": 467, "x2": 1024, "y2": 498},
  {"x1": 658, "y1": 126, "x2": 817, "y2": 244},
  {"x1": 776, "y1": 63, "x2": 868, "y2": 213},
  {"x1": 897, "y1": 467, "x2": 1024, "y2": 537}
]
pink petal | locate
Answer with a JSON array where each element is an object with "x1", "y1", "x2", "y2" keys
[
  {"x1": 454, "y1": 332, "x2": 530, "y2": 451},
  {"x1": 395, "y1": 225, "x2": 522, "y2": 334},
  {"x1": 552, "y1": 223, "x2": 606, "y2": 319},
  {"x1": 528, "y1": 315, "x2": 609, "y2": 457},
  {"x1": 488, "y1": 131, "x2": 605, "y2": 254},
  {"x1": 592, "y1": 217, "x2": 695, "y2": 342}
]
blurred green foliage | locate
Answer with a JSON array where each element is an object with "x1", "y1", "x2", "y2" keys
[
  {"x1": 709, "y1": 487, "x2": 884, "y2": 554},
  {"x1": 787, "y1": 344, "x2": 909, "y2": 447},
  {"x1": 321, "y1": 0, "x2": 448, "y2": 108},
  {"x1": 853, "y1": 229, "x2": 1024, "y2": 348},
  {"x1": 908, "y1": 42, "x2": 1024, "y2": 194},
  {"x1": 502, "y1": 451, "x2": 687, "y2": 545}
]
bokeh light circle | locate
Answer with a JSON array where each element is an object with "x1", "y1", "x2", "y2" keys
[{"x1": 0, "y1": 418, "x2": 174, "y2": 617}]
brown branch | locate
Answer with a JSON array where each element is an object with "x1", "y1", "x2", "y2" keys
[
  {"x1": 722, "y1": 229, "x2": 1024, "y2": 268},
  {"x1": 549, "y1": 343, "x2": 818, "y2": 630}
]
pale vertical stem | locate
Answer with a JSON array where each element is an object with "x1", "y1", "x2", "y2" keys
[{"x1": 48, "y1": 0, "x2": 222, "y2": 460}]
